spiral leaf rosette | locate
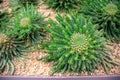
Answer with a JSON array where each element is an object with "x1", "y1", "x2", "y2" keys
[
  {"x1": 0, "y1": 33, "x2": 27, "y2": 74},
  {"x1": 0, "y1": 34, "x2": 9, "y2": 44},
  {"x1": 41, "y1": 14, "x2": 118, "y2": 75},
  {"x1": 104, "y1": 2, "x2": 118, "y2": 15},
  {"x1": 20, "y1": 17, "x2": 30, "y2": 28},
  {"x1": 70, "y1": 33, "x2": 89, "y2": 52},
  {"x1": 80, "y1": 0, "x2": 120, "y2": 41},
  {"x1": 11, "y1": 5, "x2": 46, "y2": 44}
]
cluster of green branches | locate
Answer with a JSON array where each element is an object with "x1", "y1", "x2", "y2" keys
[
  {"x1": 79, "y1": 0, "x2": 120, "y2": 41},
  {"x1": 0, "y1": 1, "x2": 47, "y2": 75},
  {"x1": 39, "y1": 0, "x2": 120, "y2": 75},
  {"x1": 39, "y1": 13, "x2": 119, "y2": 75}
]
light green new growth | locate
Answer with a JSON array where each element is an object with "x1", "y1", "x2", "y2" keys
[
  {"x1": 104, "y1": 2, "x2": 118, "y2": 15},
  {"x1": 71, "y1": 33, "x2": 89, "y2": 52},
  {"x1": 0, "y1": 34, "x2": 9, "y2": 44},
  {"x1": 20, "y1": 17, "x2": 30, "y2": 27}
]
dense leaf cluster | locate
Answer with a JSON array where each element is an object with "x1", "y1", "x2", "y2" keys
[
  {"x1": 10, "y1": 5, "x2": 46, "y2": 44},
  {"x1": 80, "y1": 0, "x2": 120, "y2": 41},
  {"x1": 0, "y1": 5, "x2": 47, "y2": 74},
  {"x1": 44, "y1": 0, "x2": 80, "y2": 12},
  {"x1": 0, "y1": 33, "x2": 28, "y2": 74},
  {"x1": 0, "y1": 11, "x2": 10, "y2": 31},
  {"x1": 41, "y1": 14, "x2": 118, "y2": 75}
]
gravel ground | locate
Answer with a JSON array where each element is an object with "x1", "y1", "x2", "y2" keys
[{"x1": 0, "y1": 0, "x2": 120, "y2": 76}]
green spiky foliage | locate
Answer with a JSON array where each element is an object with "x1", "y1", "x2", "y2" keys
[
  {"x1": 10, "y1": 5, "x2": 46, "y2": 45},
  {"x1": 41, "y1": 14, "x2": 118, "y2": 75},
  {"x1": 0, "y1": 10, "x2": 9, "y2": 31},
  {"x1": 79, "y1": 0, "x2": 120, "y2": 41},
  {"x1": 0, "y1": 33, "x2": 27, "y2": 75},
  {"x1": 44, "y1": 0, "x2": 80, "y2": 12},
  {"x1": 19, "y1": 0, "x2": 38, "y2": 6},
  {"x1": 9, "y1": 0, "x2": 39, "y2": 10},
  {"x1": 9, "y1": 0, "x2": 21, "y2": 10}
]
